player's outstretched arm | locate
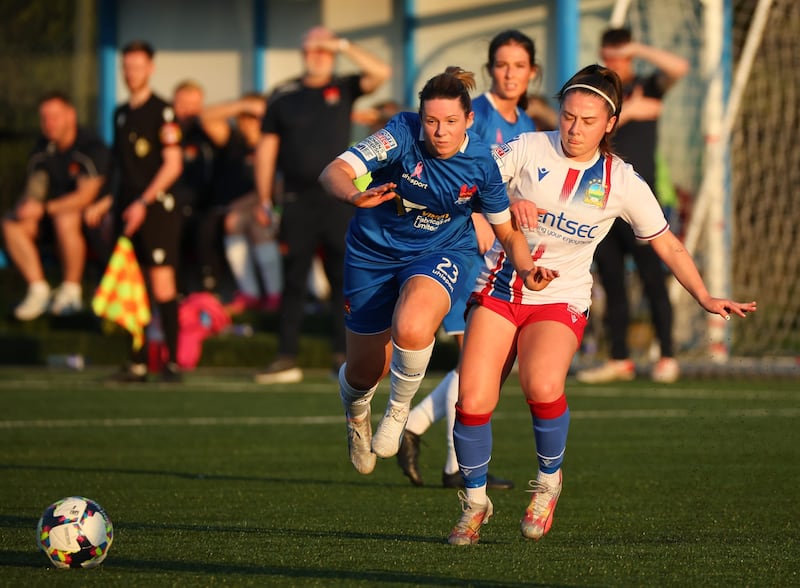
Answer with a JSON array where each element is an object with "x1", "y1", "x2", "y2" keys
[
  {"x1": 651, "y1": 231, "x2": 757, "y2": 320},
  {"x1": 697, "y1": 296, "x2": 757, "y2": 320},
  {"x1": 319, "y1": 158, "x2": 396, "y2": 208}
]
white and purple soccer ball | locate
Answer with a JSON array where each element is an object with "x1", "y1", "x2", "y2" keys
[{"x1": 36, "y1": 496, "x2": 113, "y2": 569}]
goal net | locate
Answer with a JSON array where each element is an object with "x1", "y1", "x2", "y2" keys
[{"x1": 604, "y1": 0, "x2": 799, "y2": 361}]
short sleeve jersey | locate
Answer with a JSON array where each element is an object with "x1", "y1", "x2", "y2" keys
[
  {"x1": 27, "y1": 128, "x2": 111, "y2": 200},
  {"x1": 479, "y1": 130, "x2": 669, "y2": 310},
  {"x1": 338, "y1": 111, "x2": 511, "y2": 263},
  {"x1": 471, "y1": 92, "x2": 537, "y2": 148},
  {"x1": 261, "y1": 75, "x2": 363, "y2": 191},
  {"x1": 113, "y1": 94, "x2": 182, "y2": 204}
]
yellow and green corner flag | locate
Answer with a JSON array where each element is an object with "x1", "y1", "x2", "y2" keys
[{"x1": 92, "y1": 236, "x2": 150, "y2": 350}]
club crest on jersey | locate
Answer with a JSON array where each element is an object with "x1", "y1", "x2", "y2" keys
[
  {"x1": 68, "y1": 161, "x2": 81, "y2": 178},
  {"x1": 583, "y1": 179, "x2": 608, "y2": 208},
  {"x1": 184, "y1": 144, "x2": 198, "y2": 161},
  {"x1": 323, "y1": 86, "x2": 341, "y2": 105},
  {"x1": 456, "y1": 184, "x2": 477, "y2": 205},
  {"x1": 134, "y1": 137, "x2": 150, "y2": 158}
]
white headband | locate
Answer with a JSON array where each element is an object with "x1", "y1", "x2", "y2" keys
[{"x1": 564, "y1": 83, "x2": 617, "y2": 113}]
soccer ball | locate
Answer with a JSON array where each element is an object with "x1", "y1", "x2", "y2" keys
[{"x1": 36, "y1": 496, "x2": 114, "y2": 569}]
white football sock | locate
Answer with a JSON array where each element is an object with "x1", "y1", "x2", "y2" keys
[
  {"x1": 252, "y1": 240, "x2": 282, "y2": 296},
  {"x1": 406, "y1": 368, "x2": 454, "y2": 436},
  {"x1": 224, "y1": 234, "x2": 259, "y2": 297},
  {"x1": 389, "y1": 339, "x2": 434, "y2": 406},
  {"x1": 443, "y1": 369, "x2": 460, "y2": 475},
  {"x1": 537, "y1": 469, "x2": 561, "y2": 486},
  {"x1": 465, "y1": 484, "x2": 488, "y2": 506},
  {"x1": 339, "y1": 363, "x2": 377, "y2": 420},
  {"x1": 307, "y1": 255, "x2": 330, "y2": 300}
]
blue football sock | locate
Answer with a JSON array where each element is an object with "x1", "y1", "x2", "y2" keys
[
  {"x1": 453, "y1": 409, "x2": 492, "y2": 488},
  {"x1": 530, "y1": 396, "x2": 570, "y2": 474}
]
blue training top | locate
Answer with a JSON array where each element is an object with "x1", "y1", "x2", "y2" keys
[
  {"x1": 339, "y1": 111, "x2": 511, "y2": 263},
  {"x1": 470, "y1": 92, "x2": 537, "y2": 148}
]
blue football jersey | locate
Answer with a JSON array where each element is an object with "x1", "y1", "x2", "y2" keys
[
  {"x1": 471, "y1": 92, "x2": 537, "y2": 149},
  {"x1": 340, "y1": 112, "x2": 510, "y2": 262}
]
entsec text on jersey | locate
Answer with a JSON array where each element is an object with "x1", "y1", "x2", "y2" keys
[{"x1": 538, "y1": 210, "x2": 600, "y2": 239}]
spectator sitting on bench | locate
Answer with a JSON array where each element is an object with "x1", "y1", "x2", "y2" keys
[{"x1": 2, "y1": 91, "x2": 111, "y2": 320}]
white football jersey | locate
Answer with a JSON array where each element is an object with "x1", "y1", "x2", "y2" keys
[{"x1": 476, "y1": 130, "x2": 669, "y2": 310}]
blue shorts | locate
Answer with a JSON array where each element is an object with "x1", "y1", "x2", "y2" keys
[
  {"x1": 344, "y1": 249, "x2": 477, "y2": 335},
  {"x1": 440, "y1": 252, "x2": 483, "y2": 335}
]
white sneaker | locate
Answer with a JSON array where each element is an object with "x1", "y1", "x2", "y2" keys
[
  {"x1": 50, "y1": 283, "x2": 83, "y2": 316},
  {"x1": 576, "y1": 359, "x2": 635, "y2": 384},
  {"x1": 371, "y1": 402, "x2": 410, "y2": 458},
  {"x1": 346, "y1": 408, "x2": 376, "y2": 475},
  {"x1": 652, "y1": 357, "x2": 680, "y2": 383},
  {"x1": 14, "y1": 282, "x2": 51, "y2": 321},
  {"x1": 254, "y1": 356, "x2": 303, "y2": 384}
]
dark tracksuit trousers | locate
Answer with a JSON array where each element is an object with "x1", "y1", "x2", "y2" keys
[
  {"x1": 276, "y1": 187, "x2": 353, "y2": 358},
  {"x1": 593, "y1": 217, "x2": 674, "y2": 360}
]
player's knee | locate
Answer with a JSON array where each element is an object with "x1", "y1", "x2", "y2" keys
[
  {"x1": 344, "y1": 362, "x2": 385, "y2": 392},
  {"x1": 392, "y1": 314, "x2": 438, "y2": 349},
  {"x1": 520, "y1": 376, "x2": 564, "y2": 403}
]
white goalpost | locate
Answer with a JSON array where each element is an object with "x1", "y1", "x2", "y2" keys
[
  {"x1": 607, "y1": 0, "x2": 799, "y2": 363},
  {"x1": 675, "y1": 0, "x2": 774, "y2": 362}
]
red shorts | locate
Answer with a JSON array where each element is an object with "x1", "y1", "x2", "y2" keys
[{"x1": 469, "y1": 294, "x2": 588, "y2": 343}]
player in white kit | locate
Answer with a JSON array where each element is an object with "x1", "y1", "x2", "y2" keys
[{"x1": 448, "y1": 64, "x2": 757, "y2": 545}]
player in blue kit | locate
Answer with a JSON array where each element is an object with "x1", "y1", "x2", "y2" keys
[
  {"x1": 470, "y1": 32, "x2": 538, "y2": 148},
  {"x1": 318, "y1": 66, "x2": 558, "y2": 476},
  {"x1": 398, "y1": 30, "x2": 541, "y2": 490},
  {"x1": 447, "y1": 64, "x2": 757, "y2": 546}
]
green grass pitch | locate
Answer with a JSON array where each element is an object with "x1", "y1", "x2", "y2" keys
[{"x1": 1, "y1": 367, "x2": 798, "y2": 586}]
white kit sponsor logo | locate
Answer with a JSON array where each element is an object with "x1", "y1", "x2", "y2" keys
[{"x1": 413, "y1": 210, "x2": 451, "y2": 232}]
